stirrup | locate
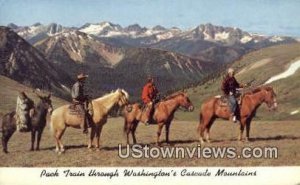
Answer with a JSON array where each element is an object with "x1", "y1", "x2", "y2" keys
[{"x1": 232, "y1": 116, "x2": 237, "y2": 123}]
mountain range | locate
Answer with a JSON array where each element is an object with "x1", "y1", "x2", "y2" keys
[
  {"x1": 33, "y1": 30, "x2": 216, "y2": 98},
  {"x1": 2, "y1": 22, "x2": 299, "y2": 101},
  {"x1": 9, "y1": 22, "x2": 298, "y2": 65},
  {"x1": 0, "y1": 26, "x2": 72, "y2": 98}
]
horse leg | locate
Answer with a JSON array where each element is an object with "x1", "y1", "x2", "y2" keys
[
  {"x1": 165, "y1": 121, "x2": 171, "y2": 144},
  {"x1": 124, "y1": 121, "x2": 131, "y2": 145},
  {"x1": 156, "y1": 123, "x2": 164, "y2": 146},
  {"x1": 206, "y1": 117, "x2": 216, "y2": 143},
  {"x1": 238, "y1": 118, "x2": 247, "y2": 141},
  {"x1": 88, "y1": 125, "x2": 96, "y2": 149},
  {"x1": 131, "y1": 120, "x2": 138, "y2": 144},
  {"x1": 54, "y1": 128, "x2": 66, "y2": 153},
  {"x1": 36, "y1": 127, "x2": 44, "y2": 150},
  {"x1": 245, "y1": 118, "x2": 252, "y2": 142},
  {"x1": 199, "y1": 115, "x2": 211, "y2": 144},
  {"x1": 30, "y1": 130, "x2": 36, "y2": 151},
  {"x1": 95, "y1": 125, "x2": 103, "y2": 151},
  {"x1": 2, "y1": 129, "x2": 15, "y2": 153}
]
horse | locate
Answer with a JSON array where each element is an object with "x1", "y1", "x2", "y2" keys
[
  {"x1": 198, "y1": 86, "x2": 277, "y2": 144},
  {"x1": 1, "y1": 93, "x2": 53, "y2": 153},
  {"x1": 123, "y1": 92, "x2": 194, "y2": 145},
  {"x1": 50, "y1": 89, "x2": 129, "y2": 153}
]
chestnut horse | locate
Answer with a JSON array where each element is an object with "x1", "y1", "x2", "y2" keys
[
  {"x1": 50, "y1": 89, "x2": 129, "y2": 153},
  {"x1": 198, "y1": 86, "x2": 277, "y2": 144},
  {"x1": 123, "y1": 92, "x2": 194, "y2": 145}
]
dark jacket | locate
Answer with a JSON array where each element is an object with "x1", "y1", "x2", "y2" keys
[
  {"x1": 222, "y1": 75, "x2": 241, "y2": 95},
  {"x1": 71, "y1": 81, "x2": 85, "y2": 101}
]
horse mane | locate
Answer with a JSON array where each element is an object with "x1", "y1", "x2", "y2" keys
[
  {"x1": 95, "y1": 89, "x2": 119, "y2": 101},
  {"x1": 94, "y1": 88, "x2": 129, "y2": 102},
  {"x1": 244, "y1": 86, "x2": 275, "y2": 95},
  {"x1": 163, "y1": 92, "x2": 185, "y2": 101}
]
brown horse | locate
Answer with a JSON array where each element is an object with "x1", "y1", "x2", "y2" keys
[
  {"x1": 124, "y1": 92, "x2": 194, "y2": 145},
  {"x1": 198, "y1": 86, "x2": 277, "y2": 144},
  {"x1": 50, "y1": 89, "x2": 129, "y2": 153}
]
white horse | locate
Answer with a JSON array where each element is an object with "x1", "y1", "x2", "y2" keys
[{"x1": 50, "y1": 89, "x2": 129, "y2": 153}]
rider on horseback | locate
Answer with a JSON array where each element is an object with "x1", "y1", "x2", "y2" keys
[
  {"x1": 71, "y1": 73, "x2": 92, "y2": 133},
  {"x1": 141, "y1": 76, "x2": 159, "y2": 125},
  {"x1": 221, "y1": 68, "x2": 244, "y2": 123}
]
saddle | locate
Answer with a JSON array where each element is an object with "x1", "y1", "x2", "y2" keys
[
  {"x1": 68, "y1": 103, "x2": 85, "y2": 116},
  {"x1": 215, "y1": 94, "x2": 243, "y2": 107},
  {"x1": 68, "y1": 100, "x2": 94, "y2": 116}
]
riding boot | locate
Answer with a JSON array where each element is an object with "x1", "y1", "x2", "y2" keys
[
  {"x1": 147, "y1": 106, "x2": 155, "y2": 125},
  {"x1": 230, "y1": 113, "x2": 237, "y2": 123},
  {"x1": 83, "y1": 115, "x2": 88, "y2": 134}
]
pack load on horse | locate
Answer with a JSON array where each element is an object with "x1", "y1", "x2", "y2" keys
[
  {"x1": 50, "y1": 88, "x2": 129, "y2": 153},
  {"x1": 141, "y1": 76, "x2": 159, "y2": 125},
  {"x1": 15, "y1": 91, "x2": 35, "y2": 132},
  {"x1": 198, "y1": 85, "x2": 277, "y2": 144},
  {"x1": 71, "y1": 73, "x2": 93, "y2": 133},
  {"x1": 1, "y1": 91, "x2": 53, "y2": 153},
  {"x1": 124, "y1": 91, "x2": 194, "y2": 145}
]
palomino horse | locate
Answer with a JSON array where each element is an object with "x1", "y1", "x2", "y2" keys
[
  {"x1": 1, "y1": 93, "x2": 53, "y2": 153},
  {"x1": 123, "y1": 92, "x2": 194, "y2": 145},
  {"x1": 50, "y1": 89, "x2": 129, "y2": 153},
  {"x1": 198, "y1": 86, "x2": 277, "y2": 144}
]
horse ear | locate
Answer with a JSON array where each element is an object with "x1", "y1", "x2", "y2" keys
[{"x1": 33, "y1": 89, "x2": 43, "y2": 99}]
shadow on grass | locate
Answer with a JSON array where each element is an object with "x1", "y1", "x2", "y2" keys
[
  {"x1": 211, "y1": 135, "x2": 300, "y2": 143},
  {"x1": 251, "y1": 135, "x2": 300, "y2": 141},
  {"x1": 40, "y1": 144, "x2": 87, "y2": 151},
  {"x1": 101, "y1": 139, "x2": 198, "y2": 151}
]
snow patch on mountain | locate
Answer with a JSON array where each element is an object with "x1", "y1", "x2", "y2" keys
[
  {"x1": 270, "y1": 36, "x2": 284, "y2": 43},
  {"x1": 240, "y1": 35, "x2": 253, "y2": 43},
  {"x1": 265, "y1": 59, "x2": 300, "y2": 84},
  {"x1": 214, "y1": 32, "x2": 229, "y2": 41}
]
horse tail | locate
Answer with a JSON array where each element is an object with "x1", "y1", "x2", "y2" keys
[
  {"x1": 0, "y1": 116, "x2": 3, "y2": 133},
  {"x1": 199, "y1": 111, "x2": 203, "y2": 126},
  {"x1": 49, "y1": 113, "x2": 55, "y2": 135}
]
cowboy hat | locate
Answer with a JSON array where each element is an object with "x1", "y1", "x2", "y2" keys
[
  {"x1": 77, "y1": 73, "x2": 88, "y2": 80},
  {"x1": 227, "y1": 68, "x2": 235, "y2": 74}
]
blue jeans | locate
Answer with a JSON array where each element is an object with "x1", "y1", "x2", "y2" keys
[{"x1": 228, "y1": 95, "x2": 237, "y2": 115}]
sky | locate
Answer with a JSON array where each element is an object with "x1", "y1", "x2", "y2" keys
[{"x1": 0, "y1": 0, "x2": 299, "y2": 37}]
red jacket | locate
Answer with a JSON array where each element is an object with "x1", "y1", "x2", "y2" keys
[{"x1": 142, "y1": 82, "x2": 158, "y2": 104}]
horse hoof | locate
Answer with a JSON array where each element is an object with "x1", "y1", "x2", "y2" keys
[
  {"x1": 3, "y1": 150, "x2": 8, "y2": 154},
  {"x1": 199, "y1": 139, "x2": 205, "y2": 145},
  {"x1": 95, "y1": 148, "x2": 100, "y2": 152}
]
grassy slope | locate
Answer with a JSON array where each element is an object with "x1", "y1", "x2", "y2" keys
[
  {"x1": 176, "y1": 43, "x2": 300, "y2": 121},
  {"x1": 0, "y1": 75, "x2": 68, "y2": 115},
  {"x1": 0, "y1": 118, "x2": 299, "y2": 166}
]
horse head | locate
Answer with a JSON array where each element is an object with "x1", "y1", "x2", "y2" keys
[
  {"x1": 35, "y1": 92, "x2": 53, "y2": 115},
  {"x1": 116, "y1": 89, "x2": 130, "y2": 107},
  {"x1": 177, "y1": 92, "x2": 194, "y2": 112},
  {"x1": 261, "y1": 86, "x2": 278, "y2": 111}
]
